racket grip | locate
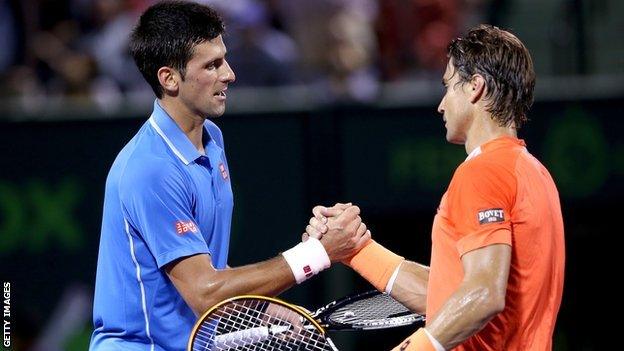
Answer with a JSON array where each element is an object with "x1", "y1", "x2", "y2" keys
[
  {"x1": 214, "y1": 327, "x2": 270, "y2": 349},
  {"x1": 213, "y1": 325, "x2": 292, "y2": 349}
]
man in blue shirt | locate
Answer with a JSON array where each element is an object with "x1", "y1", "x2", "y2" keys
[{"x1": 89, "y1": 2, "x2": 370, "y2": 350}]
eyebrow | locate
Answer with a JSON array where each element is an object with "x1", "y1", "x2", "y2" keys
[
  {"x1": 202, "y1": 49, "x2": 227, "y2": 64},
  {"x1": 203, "y1": 55, "x2": 224, "y2": 65}
]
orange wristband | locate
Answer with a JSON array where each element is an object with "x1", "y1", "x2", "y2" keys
[
  {"x1": 391, "y1": 328, "x2": 437, "y2": 351},
  {"x1": 344, "y1": 240, "x2": 404, "y2": 292}
]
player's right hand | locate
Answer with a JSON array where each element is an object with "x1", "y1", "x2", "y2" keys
[
  {"x1": 318, "y1": 206, "x2": 371, "y2": 263},
  {"x1": 302, "y1": 202, "x2": 352, "y2": 241}
]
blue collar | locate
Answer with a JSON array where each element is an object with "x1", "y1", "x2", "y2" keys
[{"x1": 148, "y1": 100, "x2": 210, "y2": 165}]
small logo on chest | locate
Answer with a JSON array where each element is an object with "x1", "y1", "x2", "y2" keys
[
  {"x1": 477, "y1": 208, "x2": 505, "y2": 224},
  {"x1": 219, "y1": 163, "x2": 229, "y2": 180}
]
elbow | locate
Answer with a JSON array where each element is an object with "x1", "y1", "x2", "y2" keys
[
  {"x1": 481, "y1": 287, "x2": 506, "y2": 317},
  {"x1": 488, "y1": 293, "x2": 506, "y2": 315},
  {"x1": 190, "y1": 279, "x2": 227, "y2": 316},
  {"x1": 191, "y1": 297, "x2": 218, "y2": 317}
]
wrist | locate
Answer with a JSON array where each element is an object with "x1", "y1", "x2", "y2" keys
[
  {"x1": 392, "y1": 328, "x2": 442, "y2": 351},
  {"x1": 423, "y1": 328, "x2": 445, "y2": 351},
  {"x1": 385, "y1": 261, "x2": 403, "y2": 294},
  {"x1": 282, "y1": 237, "x2": 331, "y2": 284},
  {"x1": 344, "y1": 240, "x2": 404, "y2": 292}
]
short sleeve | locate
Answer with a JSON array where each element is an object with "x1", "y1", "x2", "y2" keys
[
  {"x1": 447, "y1": 160, "x2": 516, "y2": 257},
  {"x1": 120, "y1": 160, "x2": 209, "y2": 268}
]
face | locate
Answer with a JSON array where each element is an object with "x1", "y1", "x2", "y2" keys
[
  {"x1": 177, "y1": 35, "x2": 235, "y2": 118},
  {"x1": 437, "y1": 60, "x2": 473, "y2": 144}
]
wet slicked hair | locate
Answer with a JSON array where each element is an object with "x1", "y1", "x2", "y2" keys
[
  {"x1": 447, "y1": 25, "x2": 535, "y2": 128},
  {"x1": 130, "y1": 1, "x2": 225, "y2": 98}
]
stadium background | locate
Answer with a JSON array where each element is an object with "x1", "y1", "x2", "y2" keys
[{"x1": 1, "y1": 0, "x2": 622, "y2": 350}]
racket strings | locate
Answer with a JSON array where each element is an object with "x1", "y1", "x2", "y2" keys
[
  {"x1": 326, "y1": 293, "x2": 422, "y2": 327},
  {"x1": 192, "y1": 299, "x2": 334, "y2": 351}
]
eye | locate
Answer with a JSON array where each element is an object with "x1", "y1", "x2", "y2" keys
[{"x1": 205, "y1": 59, "x2": 224, "y2": 71}]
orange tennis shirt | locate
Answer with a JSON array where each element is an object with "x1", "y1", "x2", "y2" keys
[{"x1": 427, "y1": 136, "x2": 565, "y2": 350}]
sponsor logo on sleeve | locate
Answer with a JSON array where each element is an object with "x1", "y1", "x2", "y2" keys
[
  {"x1": 477, "y1": 208, "x2": 505, "y2": 224},
  {"x1": 175, "y1": 220, "x2": 199, "y2": 235},
  {"x1": 219, "y1": 163, "x2": 229, "y2": 180}
]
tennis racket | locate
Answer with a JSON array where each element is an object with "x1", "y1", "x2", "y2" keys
[
  {"x1": 309, "y1": 290, "x2": 424, "y2": 331},
  {"x1": 188, "y1": 291, "x2": 425, "y2": 351}
]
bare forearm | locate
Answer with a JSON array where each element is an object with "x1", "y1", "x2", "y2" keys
[
  {"x1": 174, "y1": 256, "x2": 296, "y2": 315},
  {"x1": 426, "y1": 282, "x2": 504, "y2": 349},
  {"x1": 214, "y1": 256, "x2": 294, "y2": 293},
  {"x1": 389, "y1": 260, "x2": 429, "y2": 315}
]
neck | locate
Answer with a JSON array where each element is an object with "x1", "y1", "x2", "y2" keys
[
  {"x1": 465, "y1": 112, "x2": 517, "y2": 155},
  {"x1": 159, "y1": 97, "x2": 206, "y2": 153}
]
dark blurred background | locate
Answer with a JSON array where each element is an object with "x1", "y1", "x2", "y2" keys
[{"x1": 1, "y1": 0, "x2": 623, "y2": 350}]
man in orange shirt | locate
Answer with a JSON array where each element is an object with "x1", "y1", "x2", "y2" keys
[{"x1": 307, "y1": 25, "x2": 565, "y2": 350}]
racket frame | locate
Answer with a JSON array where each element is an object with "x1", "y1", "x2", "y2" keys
[
  {"x1": 311, "y1": 290, "x2": 425, "y2": 331},
  {"x1": 187, "y1": 294, "x2": 329, "y2": 351}
]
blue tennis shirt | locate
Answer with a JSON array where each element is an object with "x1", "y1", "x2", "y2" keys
[{"x1": 90, "y1": 100, "x2": 233, "y2": 351}]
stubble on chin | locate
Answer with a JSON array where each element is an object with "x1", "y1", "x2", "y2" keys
[{"x1": 205, "y1": 102, "x2": 226, "y2": 118}]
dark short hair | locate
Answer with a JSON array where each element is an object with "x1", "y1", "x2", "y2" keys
[
  {"x1": 130, "y1": 1, "x2": 225, "y2": 98},
  {"x1": 447, "y1": 25, "x2": 535, "y2": 128}
]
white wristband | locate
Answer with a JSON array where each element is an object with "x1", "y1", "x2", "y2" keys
[
  {"x1": 424, "y1": 328, "x2": 446, "y2": 351},
  {"x1": 282, "y1": 237, "x2": 331, "y2": 284}
]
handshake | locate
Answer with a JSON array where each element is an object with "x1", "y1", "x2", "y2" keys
[
  {"x1": 283, "y1": 202, "x2": 402, "y2": 290},
  {"x1": 302, "y1": 203, "x2": 371, "y2": 263}
]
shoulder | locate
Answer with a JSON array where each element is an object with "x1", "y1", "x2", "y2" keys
[
  {"x1": 119, "y1": 156, "x2": 188, "y2": 198},
  {"x1": 204, "y1": 119, "x2": 225, "y2": 148},
  {"x1": 458, "y1": 157, "x2": 512, "y2": 180},
  {"x1": 450, "y1": 153, "x2": 518, "y2": 200},
  {"x1": 457, "y1": 146, "x2": 522, "y2": 181}
]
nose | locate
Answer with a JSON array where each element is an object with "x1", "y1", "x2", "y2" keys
[
  {"x1": 221, "y1": 60, "x2": 236, "y2": 83},
  {"x1": 437, "y1": 97, "x2": 445, "y2": 115}
]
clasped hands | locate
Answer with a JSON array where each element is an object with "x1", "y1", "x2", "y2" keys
[{"x1": 303, "y1": 203, "x2": 371, "y2": 263}]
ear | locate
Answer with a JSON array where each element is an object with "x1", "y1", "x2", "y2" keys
[
  {"x1": 157, "y1": 67, "x2": 180, "y2": 96},
  {"x1": 469, "y1": 74, "x2": 486, "y2": 104}
]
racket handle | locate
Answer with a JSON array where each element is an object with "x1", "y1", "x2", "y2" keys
[{"x1": 213, "y1": 325, "x2": 291, "y2": 349}]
